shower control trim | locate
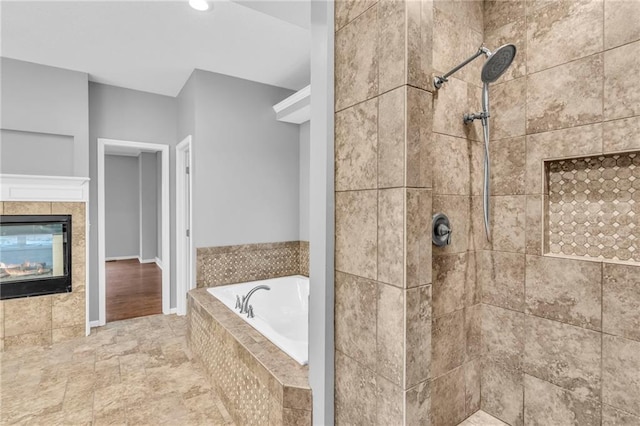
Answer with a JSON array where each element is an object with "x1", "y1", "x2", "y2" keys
[
  {"x1": 433, "y1": 213, "x2": 452, "y2": 247},
  {"x1": 463, "y1": 111, "x2": 489, "y2": 124}
]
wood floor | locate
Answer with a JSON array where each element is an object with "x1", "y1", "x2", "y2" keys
[{"x1": 106, "y1": 259, "x2": 162, "y2": 322}]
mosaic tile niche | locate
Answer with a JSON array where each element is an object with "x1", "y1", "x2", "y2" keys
[{"x1": 545, "y1": 152, "x2": 640, "y2": 263}]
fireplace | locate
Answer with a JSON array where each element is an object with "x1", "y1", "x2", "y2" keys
[{"x1": 0, "y1": 215, "x2": 72, "y2": 300}]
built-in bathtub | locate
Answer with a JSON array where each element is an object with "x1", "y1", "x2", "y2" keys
[
  {"x1": 207, "y1": 275, "x2": 309, "y2": 365},
  {"x1": 187, "y1": 276, "x2": 311, "y2": 425}
]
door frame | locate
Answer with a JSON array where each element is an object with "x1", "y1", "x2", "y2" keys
[
  {"x1": 175, "y1": 135, "x2": 194, "y2": 316},
  {"x1": 97, "y1": 138, "x2": 171, "y2": 325}
]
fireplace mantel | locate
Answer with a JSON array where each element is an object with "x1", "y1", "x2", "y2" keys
[{"x1": 0, "y1": 174, "x2": 89, "y2": 202}]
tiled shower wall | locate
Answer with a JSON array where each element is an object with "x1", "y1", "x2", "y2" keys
[
  {"x1": 334, "y1": 0, "x2": 433, "y2": 423},
  {"x1": 480, "y1": 0, "x2": 640, "y2": 424}
]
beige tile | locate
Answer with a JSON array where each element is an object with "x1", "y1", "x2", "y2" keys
[
  {"x1": 527, "y1": 0, "x2": 603, "y2": 74},
  {"x1": 335, "y1": 0, "x2": 376, "y2": 31},
  {"x1": 335, "y1": 351, "x2": 376, "y2": 425},
  {"x1": 482, "y1": 304, "x2": 525, "y2": 371},
  {"x1": 490, "y1": 195, "x2": 526, "y2": 253},
  {"x1": 4, "y1": 330, "x2": 51, "y2": 350},
  {"x1": 527, "y1": 54, "x2": 603, "y2": 134},
  {"x1": 335, "y1": 5, "x2": 378, "y2": 111},
  {"x1": 480, "y1": 251, "x2": 525, "y2": 312},
  {"x1": 378, "y1": 86, "x2": 405, "y2": 188},
  {"x1": 460, "y1": 410, "x2": 510, "y2": 426},
  {"x1": 465, "y1": 358, "x2": 481, "y2": 416},
  {"x1": 524, "y1": 374, "x2": 601, "y2": 426},
  {"x1": 376, "y1": 283, "x2": 404, "y2": 386},
  {"x1": 378, "y1": 188, "x2": 404, "y2": 287},
  {"x1": 525, "y1": 124, "x2": 603, "y2": 194},
  {"x1": 433, "y1": 253, "x2": 467, "y2": 317},
  {"x1": 604, "y1": 0, "x2": 640, "y2": 49},
  {"x1": 431, "y1": 366, "x2": 466, "y2": 426},
  {"x1": 406, "y1": 189, "x2": 432, "y2": 287},
  {"x1": 431, "y1": 309, "x2": 465, "y2": 378},
  {"x1": 3, "y1": 202, "x2": 51, "y2": 215},
  {"x1": 603, "y1": 334, "x2": 640, "y2": 416},
  {"x1": 604, "y1": 116, "x2": 640, "y2": 153},
  {"x1": 484, "y1": 0, "x2": 526, "y2": 33},
  {"x1": 490, "y1": 137, "x2": 525, "y2": 195},
  {"x1": 491, "y1": 78, "x2": 526, "y2": 140},
  {"x1": 52, "y1": 292, "x2": 85, "y2": 328},
  {"x1": 4, "y1": 295, "x2": 52, "y2": 337},
  {"x1": 406, "y1": 87, "x2": 433, "y2": 188},
  {"x1": 335, "y1": 190, "x2": 377, "y2": 279},
  {"x1": 432, "y1": 195, "x2": 471, "y2": 254},
  {"x1": 406, "y1": 0, "x2": 433, "y2": 92},
  {"x1": 525, "y1": 195, "x2": 544, "y2": 255},
  {"x1": 405, "y1": 380, "x2": 431, "y2": 425},
  {"x1": 481, "y1": 361, "x2": 524, "y2": 426},
  {"x1": 283, "y1": 408, "x2": 311, "y2": 426},
  {"x1": 465, "y1": 305, "x2": 482, "y2": 361},
  {"x1": 376, "y1": 374, "x2": 403, "y2": 425},
  {"x1": 432, "y1": 134, "x2": 471, "y2": 195},
  {"x1": 378, "y1": 0, "x2": 405, "y2": 93},
  {"x1": 52, "y1": 325, "x2": 85, "y2": 343},
  {"x1": 524, "y1": 315, "x2": 601, "y2": 399},
  {"x1": 602, "y1": 404, "x2": 640, "y2": 426},
  {"x1": 484, "y1": 16, "x2": 526, "y2": 83},
  {"x1": 406, "y1": 285, "x2": 432, "y2": 387},
  {"x1": 604, "y1": 41, "x2": 640, "y2": 120},
  {"x1": 0, "y1": 301, "x2": 4, "y2": 339},
  {"x1": 433, "y1": 77, "x2": 470, "y2": 139},
  {"x1": 603, "y1": 263, "x2": 640, "y2": 342},
  {"x1": 335, "y1": 97, "x2": 378, "y2": 191},
  {"x1": 335, "y1": 272, "x2": 377, "y2": 370},
  {"x1": 471, "y1": 196, "x2": 492, "y2": 251},
  {"x1": 433, "y1": 0, "x2": 483, "y2": 33},
  {"x1": 0, "y1": 202, "x2": 3, "y2": 214},
  {"x1": 525, "y1": 256, "x2": 602, "y2": 330}
]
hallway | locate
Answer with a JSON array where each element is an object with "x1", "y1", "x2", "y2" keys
[{"x1": 106, "y1": 259, "x2": 162, "y2": 322}]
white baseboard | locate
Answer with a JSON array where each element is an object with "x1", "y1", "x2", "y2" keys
[
  {"x1": 89, "y1": 320, "x2": 102, "y2": 328},
  {"x1": 155, "y1": 257, "x2": 163, "y2": 269},
  {"x1": 139, "y1": 258, "x2": 156, "y2": 264},
  {"x1": 105, "y1": 255, "x2": 138, "y2": 262}
]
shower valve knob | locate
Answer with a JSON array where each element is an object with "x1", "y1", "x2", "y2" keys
[{"x1": 433, "y1": 213, "x2": 452, "y2": 247}]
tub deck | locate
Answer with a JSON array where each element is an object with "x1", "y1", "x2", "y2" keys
[{"x1": 187, "y1": 288, "x2": 311, "y2": 425}]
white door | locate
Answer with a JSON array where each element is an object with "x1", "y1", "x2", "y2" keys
[{"x1": 176, "y1": 136, "x2": 193, "y2": 315}]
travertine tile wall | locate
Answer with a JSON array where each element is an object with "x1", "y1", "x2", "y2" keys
[
  {"x1": 0, "y1": 201, "x2": 86, "y2": 352},
  {"x1": 480, "y1": 0, "x2": 640, "y2": 424},
  {"x1": 334, "y1": 0, "x2": 433, "y2": 424},
  {"x1": 196, "y1": 241, "x2": 309, "y2": 288}
]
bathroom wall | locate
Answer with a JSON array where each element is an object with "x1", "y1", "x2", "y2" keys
[
  {"x1": 0, "y1": 58, "x2": 89, "y2": 177},
  {"x1": 429, "y1": 1, "x2": 485, "y2": 425},
  {"x1": 480, "y1": 0, "x2": 640, "y2": 424},
  {"x1": 334, "y1": 1, "x2": 433, "y2": 423},
  {"x1": 89, "y1": 82, "x2": 178, "y2": 317},
  {"x1": 105, "y1": 155, "x2": 140, "y2": 258},
  {"x1": 299, "y1": 121, "x2": 310, "y2": 242}
]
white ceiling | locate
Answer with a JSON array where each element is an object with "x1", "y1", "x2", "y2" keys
[{"x1": 0, "y1": 0, "x2": 310, "y2": 97}]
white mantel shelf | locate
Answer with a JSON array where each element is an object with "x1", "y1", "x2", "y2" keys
[{"x1": 0, "y1": 174, "x2": 90, "y2": 202}]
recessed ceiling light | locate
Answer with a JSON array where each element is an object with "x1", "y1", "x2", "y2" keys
[{"x1": 189, "y1": 0, "x2": 210, "y2": 12}]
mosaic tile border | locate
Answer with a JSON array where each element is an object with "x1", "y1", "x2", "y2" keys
[
  {"x1": 545, "y1": 153, "x2": 640, "y2": 264},
  {"x1": 196, "y1": 241, "x2": 309, "y2": 287},
  {"x1": 187, "y1": 289, "x2": 311, "y2": 425}
]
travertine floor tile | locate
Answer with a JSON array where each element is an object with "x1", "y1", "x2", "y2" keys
[{"x1": 0, "y1": 314, "x2": 234, "y2": 425}]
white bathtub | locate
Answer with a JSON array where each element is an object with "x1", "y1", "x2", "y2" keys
[{"x1": 207, "y1": 275, "x2": 309, "y2": 365}]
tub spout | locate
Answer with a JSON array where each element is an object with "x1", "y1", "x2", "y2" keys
[{"x1": 240, "y1": 285, "x2": 270, "y2": 314}]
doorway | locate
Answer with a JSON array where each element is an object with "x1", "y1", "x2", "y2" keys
[
  {"x1": 176, "y1": 135, "x2": 194, "y2": 316},
  {"x1": 97, "y1": 138, "x2": 170, "y2": 325}
]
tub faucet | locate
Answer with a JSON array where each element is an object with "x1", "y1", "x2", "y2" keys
[{"x1": 239, "y1": 284, "x2": 270, "y2": 314}]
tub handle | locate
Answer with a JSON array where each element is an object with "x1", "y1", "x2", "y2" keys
[
  {"x1": 235, "y1": 295, "x2": 243, "y2": 310},
  {"x1": 247, "y1": 305, "x2": 254, "y2": 318}
]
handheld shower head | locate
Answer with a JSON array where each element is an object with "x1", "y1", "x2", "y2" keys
[{"x1": 481, "y1": 44, "x2": 517, "y2": 83}]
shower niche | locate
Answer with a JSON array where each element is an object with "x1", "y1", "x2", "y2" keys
[{"x1": 544, "y1": 152, "x2": 640, "y2": 264}]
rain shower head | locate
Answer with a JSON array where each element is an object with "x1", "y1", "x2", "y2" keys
[{"x1": 481, "y1": 44, "x2": 517, "y2": 83}]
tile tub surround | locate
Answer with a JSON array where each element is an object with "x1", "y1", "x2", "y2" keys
[
  {"x1": 0, "y1": 201, "x2": 86, "y2": 352},
  {"x1": 196, "y1": 240, "x2": 309, "y2": 288},
  {"x1": 0, "y1": 314, "x2": 234, "y2": 425},
  {"x1": 187, "y1": 288, "x2": 311, "y2": 425}
]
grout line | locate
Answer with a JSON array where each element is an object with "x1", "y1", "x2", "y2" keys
[{"x1": 334, "y1": 1, "x2": 379, "y2": 35}]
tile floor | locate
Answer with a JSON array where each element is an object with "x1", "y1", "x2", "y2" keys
[
  {"x1": 458, "y1": 410, "x2": 510, "y2": 426},
  {"x1": 0, "y1": 314, "x2": 234, "y2": 425}
]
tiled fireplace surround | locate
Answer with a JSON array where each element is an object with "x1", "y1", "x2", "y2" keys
[{"x1": 334, "y1": 0, "x2": 640, "y2": 425}]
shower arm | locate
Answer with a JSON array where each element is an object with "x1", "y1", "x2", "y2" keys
[{"x1": 434, "y1": 46, "x2": 491, "y2": 89}]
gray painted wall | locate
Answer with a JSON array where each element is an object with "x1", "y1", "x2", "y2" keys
[
  {"x1": 0, "y1": 58, "x2": 89, "y2": 177},
  {"x1": 156, "y1": 152, "x2": 162, "y2": 260},
  {"x1": 299, "y1": 121, "x2": 310, "y2": 241},
  {"x1": 105, "y1": 155, "x2": 140, "y2": 258},
  {"x1": 0, "y1": 129, "x2": 74, "y2": 176},
  {"x1": 139, "y1": 152, "x2": 158, "y2": 261},
  {"x1": 89, "y1": 82, "x2": 178, "y2": 320},
  {"x1": 187, "y1": 70, "x2": 300, "y2": 248}
]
